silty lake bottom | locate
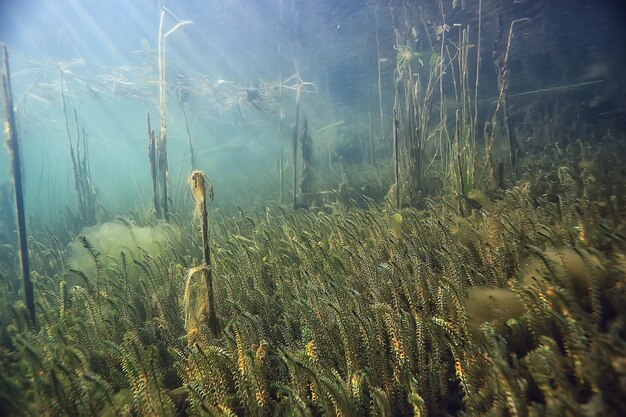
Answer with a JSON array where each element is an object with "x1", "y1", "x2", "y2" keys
[{"x1": 0, "y1": 0, "x2": 625, "y2": 415}]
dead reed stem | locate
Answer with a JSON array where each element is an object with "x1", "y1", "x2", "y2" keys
[
  {"x1": 2, "y1": 45, "x2": 35, "y2": 325},
  {"x1": 189, "y1": 171, "x2": 219, "y2": 336},
  {"x1": 369, "y1": 112, "x2": 374, "y2": 165},
  {"x1": 278, "y1": 65, "x2": 284, "y2": 203},
  {"x1": 392, "y1": 105, "x2": 400, "y2": 208},
  {"x1": 299, "y1": 116, "x2": 312, "y2": 205},
  {"x1": 154, "y1": 7, "x2": 191, "y2": 220},
  {"x1": 146, "y1": 112, "x2": 160, "y2": 217},
  {"x1": 292, "y1": 61, "x2": 302, "y2": 209},
  {"x1": 375, "y1": 6, "x2": 385, "y2": 155},
  {"x1": 181, "y1": 103, "x2": 196, "y2": 170},
  {"x1": 157, "y1": 9, "x2": 170, "y2": 221},
  {"x1": 492, "y1": 18, "x2": 531, "y2": 171},
  {"x1": 60, "y1": 74, "x2": 97, "y2": 226}
]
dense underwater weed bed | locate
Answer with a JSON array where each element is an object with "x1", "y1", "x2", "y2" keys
[{"x1": 0, "y1": 142, "x2": 625, "y2": 417}]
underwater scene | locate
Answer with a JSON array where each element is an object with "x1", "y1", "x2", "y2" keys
[{"x1": 1, "y1": 0, "x2": 626, "y2": 415}]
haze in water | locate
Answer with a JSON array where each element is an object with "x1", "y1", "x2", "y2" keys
[{"x1": 0, "y1": 1, "x2": 625, "y2": 416}]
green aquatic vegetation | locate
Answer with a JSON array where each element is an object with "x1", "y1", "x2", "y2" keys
[
  {"x1": 64, "y1": 219, "x2": 182, "y2": 284},
  {"x1": 0, "y1": 140, "x2": 625, "y2": 416}
]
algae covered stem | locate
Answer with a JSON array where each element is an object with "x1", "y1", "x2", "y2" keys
[
  {"x1": 189, "y1": 171, "x2": 220, "y2": 336},
  {"x1": 157, "y1": 9, "x2": 170, "y2": 221},
  {"x1": 2, "y1": 44, "x2": 35, "y2": 325}
]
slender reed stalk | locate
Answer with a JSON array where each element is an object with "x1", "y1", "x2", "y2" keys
[
  {"x1": 375, "y1": 5, "x2": 385, "y2": 154},
  {"x1": 298, "y1": 116, "x2": 312, "y2": 207},
  {"x1": 491, "y1": 18, "x2": 531, "y2": 171},
  {"x1": 2, "y1": 45, "x2": 34, "y2": 325},
  {"x1": 60, "y1": 75, "x2": 97, "y2": 226},
  {"x1": 473, "y1": 0, "x2": 482, "y2": 135},
  {"x1": 188, "y1": 171, "x2": 219, "y2": 337},
  {"x1": 292, "y1": 61, "x2": 302, "y2": 209},
  {"x1": 60, "y1": 77, "x2": 84, "y2": 218},
  {"x1": 391, "y1": 0, "x2": 445, "y2": 207},
  {"x1": 392, "y1": 106, "x2": 400, "y2": 208},
  {"x1": 180, "y1": 104, "x2": 196, "y2": 170},
  {"x1": 278, "y1": 65, "x2": 284, "y2": 203},
  {"x1": 157, "y1": 10, "x2": 170, "y2": 220},
  {"x1": 369, "y1": 112, "x2": 374, "y2": 165},
  {"x1": 155, "y1": 7, "x2": 192, "y2": 220},
  {"x1": 454, "y1": 109, "x2": 466, "y2": 214},
  {"x1": 146, "y1": 112, "x2": 160, "y2": 217}
]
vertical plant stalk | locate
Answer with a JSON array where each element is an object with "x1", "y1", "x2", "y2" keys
[
  {"x1": 375, "y1": 5, "x2": 385, "y2": 154},
  {"x1": 443, "y1": 19, "x2": 481, "y2": 198},
  {"x1": 157, "y1": 10, "x2": 170, "y2": 220},
  {"x1": 292, "y1": 61, "x2": 301, "y2": 209},
  {"x1": 80, "y1": 127, "x2": 96, "y2": 222},
  {"x1": 146, "y1": 112, "x2": 160, "y2": 217},
  {"x1": 369, "y1": 112, "x2": 374, "y2": 165},
  {"x1": 277, "y1": 3, "x2": 285, "y2": 204},
  {"x1": 392, "y1": 0, "x2": 440, "y2": 207},
  {"x1": 454, "y1": 109, "x2": 466, "y2": 214},
  {"x1": 60, "y1": 75, "x2": 97, "y2": 226},
  {"x1": 492, "y1": 18, "x2": 530, "y2": 171},
  {"x1": 181, "y1": 104, "x2": 196, "y2": 170},
  {"x1": 60, "y1": 77, "x2": 84, "y2": 219},
  {"x1": 189, "y1": 171, "x2": 219, "y2": 337},
  {"x1": 299, "y1": 116, "x2": 313, "y2": 206},
  {"x1": 458, "y1": 27, "x2": 476, "y2": 193},
  {"x1": 473, "y1": 0, "x2": 482, "y2": 135},
  {"x1": 278, "y1": 65, "x2": 284, "y2": 203},
  {"x1": 392, "y1": 105, "x2": 400, "y2": 209},
  {"x1": 2, "y1": 45, "x2": 35, "y2": 325},
  {"x1": 155, "y1": 8, "x2": 191, "y2": 220},
  {"x1": 484, "y1": 121, "x2": 497, "y2": 188},
  {"x1": 291, "y1": 123, "x2": 298, "y2": 208}
]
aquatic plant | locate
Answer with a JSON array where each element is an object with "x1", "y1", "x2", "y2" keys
[
  {"x1": 446, "y1": 24, "x2": 482, "y2": 211},
  {"x1": 297, "y1": 117, "x2": 314, "y2": 208},
  {"x1": 187, "y1": 170, "x2": 220, "y2": 338},
  {"x1": 1, "y1": 140, "x2": 625, "y2": 415},
  {"x1": 487, "y1": 17, "x2": 532, "y2": 174},
  {"x1": 60, "y1": 74, "x2": 97, "y2": 228},
  {"x1": 2, "y1": 45, "x2": 34, "y2": 326},
  {"x1": 1, "y1": 3, "x2": 625, "y2": 417},
  {"x1": 153, "y1": 6, "x2": 192, "y2": 221},
  {"x1": 390, "y1": 0, "x2": 474, "y2": 208}
]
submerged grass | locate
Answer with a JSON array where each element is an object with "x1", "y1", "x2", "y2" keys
[{"x1": 0, "y1": 140, "x2": 625, "y2": 417}]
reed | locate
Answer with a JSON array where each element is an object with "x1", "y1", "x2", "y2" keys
[
  {"x1": 155, "y1": 7, "x2": 192, "y2": 220},
  {"x1": 146, "y1": 111, "x2": 160, "y2": 217},
  {"x1": 298, "y1": 116, "x2": 313, "y2": 207},
  {"x1": 392, "y1": 106, "x2": 400, "y2": 208},
  {"x1": 188, "y1": 171, "x2": 220, "y2": 337},
  {"x1": 60, "y1": 74, "x2": 97, "y2": 226},
  {"x1": 488, "y1": 17, "x2": 531, "y2": 175},
  {"x1": 292, "y1": 61, "x2": 302, "y2": 208},
  {"x1": 446, "y1": 25, "x2": 480, "y2": 211},
  {"x1": 375, "y1": 5, "x2": 386, "y2": 159},
  {"x1": 180, "y1": 103, "x2": 196, "y2": 170},
  {"x1": 278, "y1": 67, "x2": 285, "y2": 203},
  {"x1": 2, "y1": 45, "x2": 34, "y2": 326},
  {"x1": 279, "y1": 63, "x2": 317, "y2": 208},
  {"x1": 391, "y1": 4, "x2": 444, "y2": 207}
]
